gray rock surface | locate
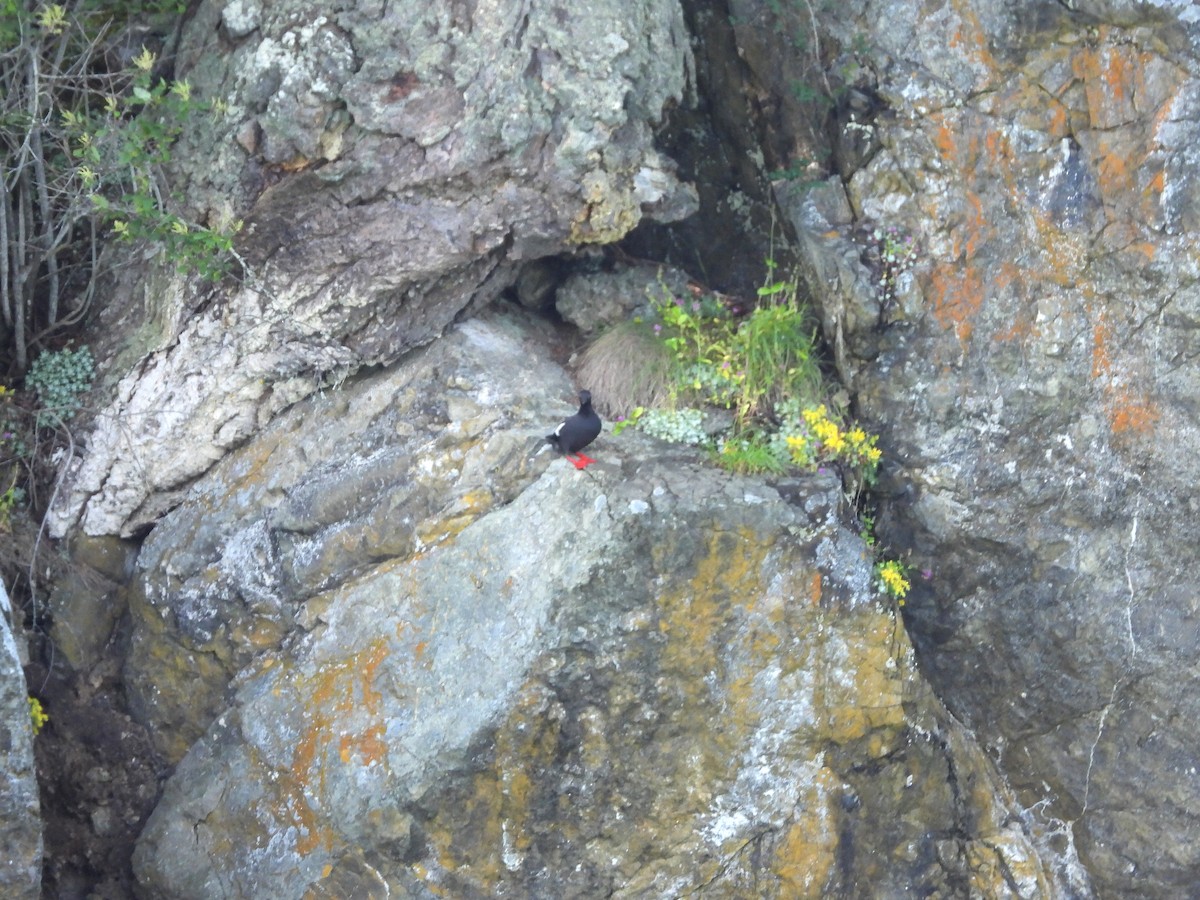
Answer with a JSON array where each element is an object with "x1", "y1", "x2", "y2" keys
[
  {"x1": 772, "y1": 0, "x2": 1200, "y2": 895},
  {"x1": 129, "y1": 307, "x2": 1068, "y2": 898},
  {"x1": 0, "y1": 583, "x2": 42, "y2": 900},
  {"x1": 122, "y1": 308, "x2": 577, "y2": 764},
  {"x1": 49, "y1": 0, "x2": 696, "y2": 539}
]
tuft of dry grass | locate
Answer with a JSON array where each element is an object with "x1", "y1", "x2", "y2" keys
[{"x1": 575, "y1": 321, "x2": 672, "y2": 420}]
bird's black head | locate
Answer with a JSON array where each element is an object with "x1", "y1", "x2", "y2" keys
[{"x1": 578, "y1": 389, "x2": 592, "y2": 407}]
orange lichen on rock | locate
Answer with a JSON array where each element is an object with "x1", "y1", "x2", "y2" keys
[
  {"x1": 283, "y1": 638, "x2": 393, "y2": 855},
  {"x1": 1073, "y1": 36, "x2": 1140, "y2": 129},
  {"x1": 1091, "y1": 311, "x2": 1161, "y2": 440},
  {"x1": 947, "y1": 0, "x2": 998, "y2": 80},
  {"x1": 1095, "y1": 137, "x2": 1135, "y2": 196},
  {"x1": 1107, "y1": 386, "x2": 1161, "y2": 437},
  {"x1": 934, "y1": 120, "x2": 959, "y2": 164},
  {"x1": 338, "y1": 723, "x2": 387, "y2": 766},
  {"x1": 1091, "y1": 313, "x2": 1114, "y2": 379},
  {"x1": 770, "y1": 766, "x2": 840, "y2": 895},
  {"x1": 928, "y1": 262, "x2": 985, "y2": 350}
]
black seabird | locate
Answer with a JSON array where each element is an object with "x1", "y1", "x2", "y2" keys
[{"x1": 546, "y1": 390, "x2": 602, "y2": 469}]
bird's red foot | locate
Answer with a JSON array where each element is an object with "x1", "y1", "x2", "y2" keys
[{"x1": 570, "y1": 453, "x2": 596, "y2": 469}]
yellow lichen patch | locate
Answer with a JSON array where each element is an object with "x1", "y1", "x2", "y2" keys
[
  {"x1": 657, "y1": 527, "x2": 769, "y2": 680},
  {"x1": 570, "y1": 169, "x2": 642, "y2": 245},
  {"x1": 813, "y1": 613, "x2": 907, "y2": 745},
  {"x1": 770, "y1": 765, "x2": 840, "y2": 897},
  {"x1": 417, "y1": 689, "x2": 559, "y2": 891},
  {"x1": 454, "y1": 489, "x2": 494, "y2": 517},
  {"x1": 415, "y1": 512, "x2": 477, "y2": 546}
]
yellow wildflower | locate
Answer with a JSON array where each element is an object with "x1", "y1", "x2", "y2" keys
[
  {"x1": 28, "y1": 697, "x2": 48, "y2": 735},
  {"x1": 878, "y1": 561, "x2": 910, "y2": 602}
]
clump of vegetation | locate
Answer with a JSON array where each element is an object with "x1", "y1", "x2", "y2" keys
[
  {"x1": 620, "y1": 260, "x2": 878, "y2": 486},
  {"x1": 0, "y1": 384, "x2": 30, "y2": 536},
  {"x1": 610, "y1": 258, "x2": 914, "y2": 607},
  {"x1": 25, "y1": 346, "x2": 95, "y2": 424},
  {"x1": 575, "y1": 321, "x2": 673, "y2": 420},
  {"x1": 876, "y1": 559, "x2": 911, "y2": 605},
  {"x1": 1, "y1": 0, "x2": 238, "y2": 374},
  {"x1": 871, "y1": 225, "x2": 918, "y2": 324}
]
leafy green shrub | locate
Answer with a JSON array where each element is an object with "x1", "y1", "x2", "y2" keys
[
  {"x1": 0, "y1": 386, "x2": 28, "y2": 460},
  {"x1": 1, "y1": 2, "x2": 238, "y2": 372},
  {"x1": 648, "y1": 267, "x2": 824, "y2": 429},
  {"x1": 26, "y1": 346, "x2": 95, "y2": 422},
  {"x1": 621, "y1": 264, "x2": 882, "y2": 482},
  {"x1": 716, "y1": 434, "x2": 787, "y2": 474}
]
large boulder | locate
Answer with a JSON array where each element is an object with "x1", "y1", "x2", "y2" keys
[
  {"x1": 128, "y1": 306, "x2": 1073, "y2": 898},
  {"x1": 49, "y1": 0, "x2": 697, "y2": 539},
  {"x1": 776, "y1": 0, "x2": 1200, "y2": 894}
]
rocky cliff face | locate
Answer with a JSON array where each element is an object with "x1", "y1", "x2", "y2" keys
[
  {"x1": 768, "y1": 1, "x2": 1200, "y2": 896},
  {"x1": 15, "y1": 0, "x2": 1200, "y2": 895},
  {"x1": 45, "y1": 0, "x2": 696, "y2": 540}
]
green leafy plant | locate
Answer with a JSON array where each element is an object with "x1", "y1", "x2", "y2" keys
[
  {"x1": 1, "y1": 2, "x2": 238, "y2": 373},
  {"x1": 648, "y1": 265, "x2": 823, "y2": 431},
  {"x1": 0, "y1": 385, "x2": 28, "y2": 460},
  {"x1": 70, "y1": 45, "x2": 242, "y2": 281},
  {"x1": 717, "y1": 434, "x2": 787, "y2": 475},
  {"x1": 872, "y1": 225, "x2": 918, "y2": 323},
  {"x1": 627, "y1": 263, "x2": 884, "y2": 481},
  {"x1": 0, "y1": 482, "x2": 25, "y2": 534},
  {"x1": 25, "y1": 345, "x2": 95, "y2": 423}
]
